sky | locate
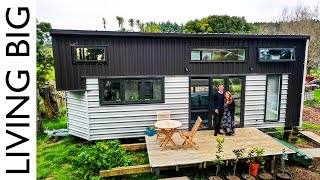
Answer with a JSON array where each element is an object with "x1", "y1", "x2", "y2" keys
[{"x1": 37, "y1": 0, "x2": 320, "y2": 31}]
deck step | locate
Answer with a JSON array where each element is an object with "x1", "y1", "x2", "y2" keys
[
  {"x1": 299, "y1": 148, "x2": 320, "y2": 158},
  {"x1": 300, "y1": 131, "x2": 320, "y2": 145},
  {"x1": 270, "y1": 136, "x2": 313, "y2": 167},
  {"x1": 159, "y1": 176, "x2": 189, "y2": 180}
]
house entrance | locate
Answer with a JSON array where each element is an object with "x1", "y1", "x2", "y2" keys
[{"x1": 190, "y1": 76, "x2": 244, "y2": 130}]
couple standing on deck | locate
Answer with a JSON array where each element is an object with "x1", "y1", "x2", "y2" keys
[{"x1": 213, "y1": 83, "x2": 235, "y2": 136}]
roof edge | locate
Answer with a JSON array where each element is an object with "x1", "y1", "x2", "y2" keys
[{"x1": 50, "y1": 29, "x2": 310, "y2": 39}]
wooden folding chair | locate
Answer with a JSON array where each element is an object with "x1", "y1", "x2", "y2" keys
[
  {"x1": 156, "y1": 111, "x2": 171, "y2": 139},
  {"x1": 179, "y1": 116, "x2": 202, "y2": 150}
]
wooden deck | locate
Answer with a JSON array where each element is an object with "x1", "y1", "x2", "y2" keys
[{"x1": 145, "y1": 127, "x2": 295, "y2": 168}]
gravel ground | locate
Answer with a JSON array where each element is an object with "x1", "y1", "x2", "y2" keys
[{"x1": 303, "y1": 106, "x2": 320, "y2": 124}]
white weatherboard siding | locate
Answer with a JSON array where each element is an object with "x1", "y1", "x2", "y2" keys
[
  {"x1": 66, "y1": 91, "x2": 90, "y2": 140},
  {"x1": 244, "y1": 74, "x2": 288, "y2": 128},
  {"x1": 86, "y1": 76, "x2": 189, "y2": 140}
]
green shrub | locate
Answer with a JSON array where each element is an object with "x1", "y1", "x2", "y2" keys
[
  {"x1": 59, "y1": 105, "x2": 67, "y2": 116},
  {"x1": 43, "y1": 115, "x2": 67, "y2": 130},
  {"x1": 74, "y1": 140, "x2": 132, "y2": 179}
]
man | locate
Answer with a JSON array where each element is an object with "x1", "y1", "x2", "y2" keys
[{"x1": 212, "y1": 83, "x2": 225, "y2": 136}]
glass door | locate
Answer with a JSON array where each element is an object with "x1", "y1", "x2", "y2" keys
[
  {"x1": 189, "y1": 76, "x2": 244, "y2": 130},
  {"x1": 190, "y1": 78, "x2": 210, "y2": 129},
  {"x1": 228, "y1": 78, "x2": 243, "y2": 127}
]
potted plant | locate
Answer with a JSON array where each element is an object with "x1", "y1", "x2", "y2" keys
[
  {"x1": 242, "y1": 148, "x2": 256, "y2": 180},
  {"x1": 146, "y1": 125, "x2": 155, "y2": 136},
  {"x1": 209, "y1": 137, "x2": 225, "y2": 180},
  {"x1": 227, "y1": 148, "x2": 245, "y2": 180},
  {"x1": 257, "y1": 149, "x2": 273, "y2": 180},
  {"x1": 276, "y1": 149, "x2": 292, "y2": 180}
]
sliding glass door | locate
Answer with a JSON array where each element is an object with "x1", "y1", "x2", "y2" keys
[
  {"x1": 190, "y1": 78, "x2": 210, "y2": 129},
  {"x1": 228, "y1": 78, "x2": 243, "y2": 127},
  {"x1": 189, "y1": 76, "x2": 244, "y2": 130}
]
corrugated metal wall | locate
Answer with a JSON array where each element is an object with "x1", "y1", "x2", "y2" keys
[
  {"x1": 244, "y1": 74, "x2": 288, "y2": 128},
  {"x1": 86, "y1": 76, "x2": 189, "y2": 140},
  {"x1": 66, "y1": 91, "x2": 89, "y2": 140}
]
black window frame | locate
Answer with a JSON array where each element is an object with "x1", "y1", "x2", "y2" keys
[
  {"x1": 99, "y1": 76, "x2": 165, "y2": 105},
  {"x1": 189, "y1": 46, "x2": 248, "y2": 63},
  {"x1": 257, "y1": 47, "x2": 295, "y2": 62},
  {"x1": 71, "y1": 45, "x2": 108, "y2": 63},
  {"x1": 264, "y1": 74, "x2": 282, "y2": 122}
]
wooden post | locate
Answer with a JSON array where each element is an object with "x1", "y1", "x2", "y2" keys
[
  {"x1": 155, "y1": 168, "x2": 160, "y2": 176},
  {"x1": 203, "y1": 162, "x2": 207, "y2": 169},
  {"x1": 271, "y1": 156, "x2": 276, "y2": 173},
  {"x1": 283, "y1": 127, "x2": 292, "y2": 141}
]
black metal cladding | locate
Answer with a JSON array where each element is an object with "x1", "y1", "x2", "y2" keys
[{"x1": 51, "y1": 30, "x2": 309, "y2": 127}]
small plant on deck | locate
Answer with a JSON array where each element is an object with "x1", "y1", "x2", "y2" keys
[
  {"x1": 148, "y1": 125, "x2": 155, "y2": 130},
  {"x1": 232, "y1": 148, "x2": 245, "y2": 176},
  {"x1": 213, "y1": 137, "x2": 225, "y2": 177}
]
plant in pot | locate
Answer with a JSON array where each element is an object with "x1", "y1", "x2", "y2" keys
[
  {"x1": 276, "y1": 149, "x2": 292, "y2": 180},
  {"x1": 227, "y1": 148, "x2": 245, "y2": 180},
  {"x1": 257, "y1": 149, "x2": 273, "y2": 180},
  {"x1": 146, "y1": 125, "x2": 155, "y2": 136},
  {"x1": 209, "y1": 137, "x2": 225, "y2": 180},
  {"x1": 242, "y1": 148, "x2": 256, "y2": 180}
]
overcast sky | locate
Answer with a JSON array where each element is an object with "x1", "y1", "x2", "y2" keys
[{"x1": 37, "y1": 0, "x2": 320, "y2": 31}]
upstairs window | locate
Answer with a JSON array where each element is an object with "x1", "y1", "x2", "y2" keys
[
  {"x1": 191, "y1": 48, "x2": 246, "y2": 62},
  {"x1": 258, "y1": 48, "x2": 295, "y2": 62},
  {"x1": 72, "y1": 46, "x2": 106, "y2": 62},
  {"x1": 99, "y1": 77, "x2": 164, "y2": 105}
]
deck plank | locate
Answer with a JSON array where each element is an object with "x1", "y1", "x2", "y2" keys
[
  {"x1": 299, "y1": 148, "x2": 320, "y2": 158},
  {"x1": 159, "y1": 176, "x2": 189, "y2": 180},
  {"x1": 300, "y1": 131, "x2": 320, "y2": 145},
  {"x1": 146, "y1": 127, "x2": 294, "y2": 168}
]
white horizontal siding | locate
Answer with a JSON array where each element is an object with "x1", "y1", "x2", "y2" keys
[
  {"x1": 66, "y1": 91, "x2": 89, "y2": 140},
  {"x1": 86, "y1": 76, "x2": 189, "y2": 140},
  {"x1": 244, "y1": 74, "x2": 288, "y2": 128}
]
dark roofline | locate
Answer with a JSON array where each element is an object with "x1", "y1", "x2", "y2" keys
[{"x1": 50, "y1": 29, "x2": 310, "y2": 40}]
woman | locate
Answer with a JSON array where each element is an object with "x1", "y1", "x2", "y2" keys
[{"x1": 221, "y1": 91, "x2": 235, "y2": 135}]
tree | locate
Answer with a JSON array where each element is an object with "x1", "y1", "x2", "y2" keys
[
  {"x1": 139, "y1": 23, "x2": 145, "y2": 32},
  {"x1": 128, "y1": 18, "x2": 135, "y2": 31},
  {"x1": 102, "y1": 17, "x2": 107, "y2": 31},
  {"x1": 116, "y1": 16, "x2": 124, "y2": 30},
  {"x1": 184, "y1": 15, "x2": 256, "y2": 33},
  {"x1": 144, "y1": 21, "x2": 161, "y2": 32},
  {"x1": 37, "y1": 20, "x2": 59, "y2": 134},
  {"x1": 159, "y1": 21, "x2": 184, "y2": 32}
]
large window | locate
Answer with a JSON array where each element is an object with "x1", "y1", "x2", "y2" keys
[
  {"x1": 72, "y1": 46, "x2": 106, "y2": 62},
  {"x1": 258, "y1": 48, "x2": 295, "y2": 61},
  {"x1": 100, "y1": 77, "x2": 164, "y2": 105},
  {"x1": 191, "y1": 48, "x2": 246, "y2": 61},
  {"x1": 265, "y1": 75, "x2": 281, "y2": 121}
]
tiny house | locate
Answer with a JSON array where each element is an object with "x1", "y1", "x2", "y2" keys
[{"x1": 50, "y1": 30, "x2": 309, "y2": 140}]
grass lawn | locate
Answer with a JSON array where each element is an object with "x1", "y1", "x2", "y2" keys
[
  {"x1": 310, "y1": 68, "x2": 320, "y2": 76},
  {"x1": 304, "y1": 99, "x2": 320, "y2": 108},
  {"x1": 314, "y1": 89, "x2": 320, "y2": 101},
  {"x1": 302, "y1": 123, "x2": 320, "y2": 131},
  {"x1": 37, "y1": 115, "x2": 155, "y2": 180}
]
